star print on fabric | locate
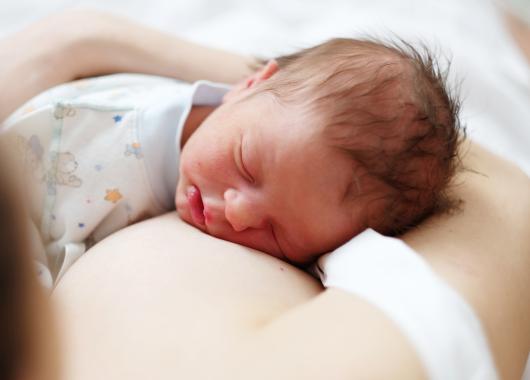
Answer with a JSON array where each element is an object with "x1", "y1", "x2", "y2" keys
[
  {"x1": 72, "y1": 79, "x2": 90, "y2": 89},
  {"x1": 113, "y1": 115, "x2": 123, "y2": 123},
  {"x1": 94, "y1": 164, "x2": 103, "y2": 171},
  {"x1": 104, "y1": 188, "x2": 123, "y2": 204},
  {"x1": 23, "y1": 105, "x2": 36, "y2": 115},
  {"x1": 78, "y1": 223, "x2": 85, "y2": 228}
]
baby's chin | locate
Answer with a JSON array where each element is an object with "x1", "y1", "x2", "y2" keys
[{"x1": 282, "y1": 251, "x2": 319, "y2": 268}]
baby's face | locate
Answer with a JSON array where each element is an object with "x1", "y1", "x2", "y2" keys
[{"x1": 176, "y1": 93, "x2": 361, "y2": 265}]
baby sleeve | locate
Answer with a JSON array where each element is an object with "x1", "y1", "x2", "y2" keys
[{"x1": 313, "y1": 229, "x2": 499, "y2": 380}]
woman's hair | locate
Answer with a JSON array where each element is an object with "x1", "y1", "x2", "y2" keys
[
  {"x1": 0, "y1": 144, "x2": 58, "y2": 380},
  {"x1": 256, "y1": 37, "x2": 464, "y2": 234}
]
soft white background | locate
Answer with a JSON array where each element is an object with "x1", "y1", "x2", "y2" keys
[
  {"x1": 1, "y1": 0, "x2": 529, "y2": 176},
  {"x1": 1, "y1": 0, "x2": 529, "y2": 377}
]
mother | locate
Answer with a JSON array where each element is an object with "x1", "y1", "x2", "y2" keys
[{"x1": 2, "y1": 9, "x2": 530, "y2": 380}]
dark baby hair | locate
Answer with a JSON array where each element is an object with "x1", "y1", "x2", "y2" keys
[{"x1": 260, "y1": 37, "x2": 464, "y2": 234}]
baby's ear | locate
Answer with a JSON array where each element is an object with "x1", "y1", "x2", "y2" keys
[
  {"x1": 249, "y1": 60, "x2": 279, "y2": 86},
  {"x1": 223, "y1": 60, "x2": 278, "y2": 104}
]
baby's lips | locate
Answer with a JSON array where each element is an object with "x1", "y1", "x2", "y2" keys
[{"x1": 187, "y1": 185, "x2": 205, "y2": 226}]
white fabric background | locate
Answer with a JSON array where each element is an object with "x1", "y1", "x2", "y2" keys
[
  {"x1": 1, "y1": 0, "x2": 529, "y2": 378},
  {"x1": 1, "y1": 0, "x2": 529, "y2": 176}
]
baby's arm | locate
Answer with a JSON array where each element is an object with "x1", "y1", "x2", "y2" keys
[{"x1": 0, "y1": 9, "x2": 257, "y2": 122}]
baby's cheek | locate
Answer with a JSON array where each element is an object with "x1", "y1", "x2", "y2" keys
[
  {"x1": 180, "y1": 151, "x2": 203, "y2": 179},
  {"x1": 208, "y1": 156, "x2": 231, "y2": 175}
]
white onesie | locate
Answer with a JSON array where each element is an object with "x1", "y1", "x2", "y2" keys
[{"x1": 0, "y1": 73, "x2": 229, "y2": 287}]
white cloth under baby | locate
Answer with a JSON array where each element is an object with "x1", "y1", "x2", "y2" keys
[
  {"x1": 0, "y1": 73, "x2": 229, "y2": 286},
  {"x1": 314, "y1": 229, "x2": 499, "y2": 380}
]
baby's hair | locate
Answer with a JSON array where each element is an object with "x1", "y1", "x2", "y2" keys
[{"x1": 256, "y1": 37, "x2": 464, "y2": 235}]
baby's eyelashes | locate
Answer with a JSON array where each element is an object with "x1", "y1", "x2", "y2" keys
[
  {"x1": 237, "y1": 137, "x2": 255, "y2": 183},
  {"x1": 269, "y1": 222, "x2": 287, "y2": 258}
]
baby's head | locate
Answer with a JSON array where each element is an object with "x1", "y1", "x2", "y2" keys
[{"x1": 176, "y1": 38, "x2": 463, "y2": 265}]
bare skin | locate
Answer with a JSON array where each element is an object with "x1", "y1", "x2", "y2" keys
[
  {"x1": 2, "y1": 9, "x2": 529, "y2": 379},
  {"x1": 53, "y1": 214, "x2": 425, "y2": 380},
  {"x1": 52, "y1": 141, "x2": 530, "y2": 380}
]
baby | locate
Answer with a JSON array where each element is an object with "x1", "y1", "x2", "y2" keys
[
  {"x1": 176, "y1": 38, "x2": 462, "y2": 264},
  {"x1": 0, "y1": 37, "x2": 461, "y2": 286}
]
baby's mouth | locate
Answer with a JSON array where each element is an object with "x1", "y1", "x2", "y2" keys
[{"x1": 186, "y1": 185, "x2": 205, "y2": 226}]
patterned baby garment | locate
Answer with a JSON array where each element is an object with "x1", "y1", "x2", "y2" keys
[{"x1": 0, "y1": 73, "x2": 229, "y2": 287}]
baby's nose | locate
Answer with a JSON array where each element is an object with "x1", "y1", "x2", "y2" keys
[{"x1": 223, "y1": 188, "x2": 266, "y2": 232}]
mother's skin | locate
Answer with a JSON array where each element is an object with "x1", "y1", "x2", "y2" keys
[
  {"x1": 52, "y1": 142, "x2": 530, "y2": 380},
  {"x1": 3, "y1": 10, "x2": 530, "y2": 379}
]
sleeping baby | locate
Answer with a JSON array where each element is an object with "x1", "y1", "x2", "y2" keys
[{"x1": 0, "y1": 37, "x2": 462, "y2": 287}]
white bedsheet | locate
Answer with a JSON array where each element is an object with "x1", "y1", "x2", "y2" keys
[{"x1": 1, "y1": 0, "x2": 529, "y2": 378}]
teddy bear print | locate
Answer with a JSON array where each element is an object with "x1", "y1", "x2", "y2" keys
[
  {"x1": 14, "y1": 134, "x2": 45, "y2": 180},
  {"x1": 124, "y1": 142, "x2": 143, "y2": 159},
  {"x1": 53, "y1": 104, "x2": 76, "y2": 119},
  {"x1": 45, "y1": 151, "x2": 83, "y2": 195}
]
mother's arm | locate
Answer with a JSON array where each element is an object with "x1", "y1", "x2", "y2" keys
[{"x1": 0, "y1": 9, "x2": 257, "y2": 121}]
